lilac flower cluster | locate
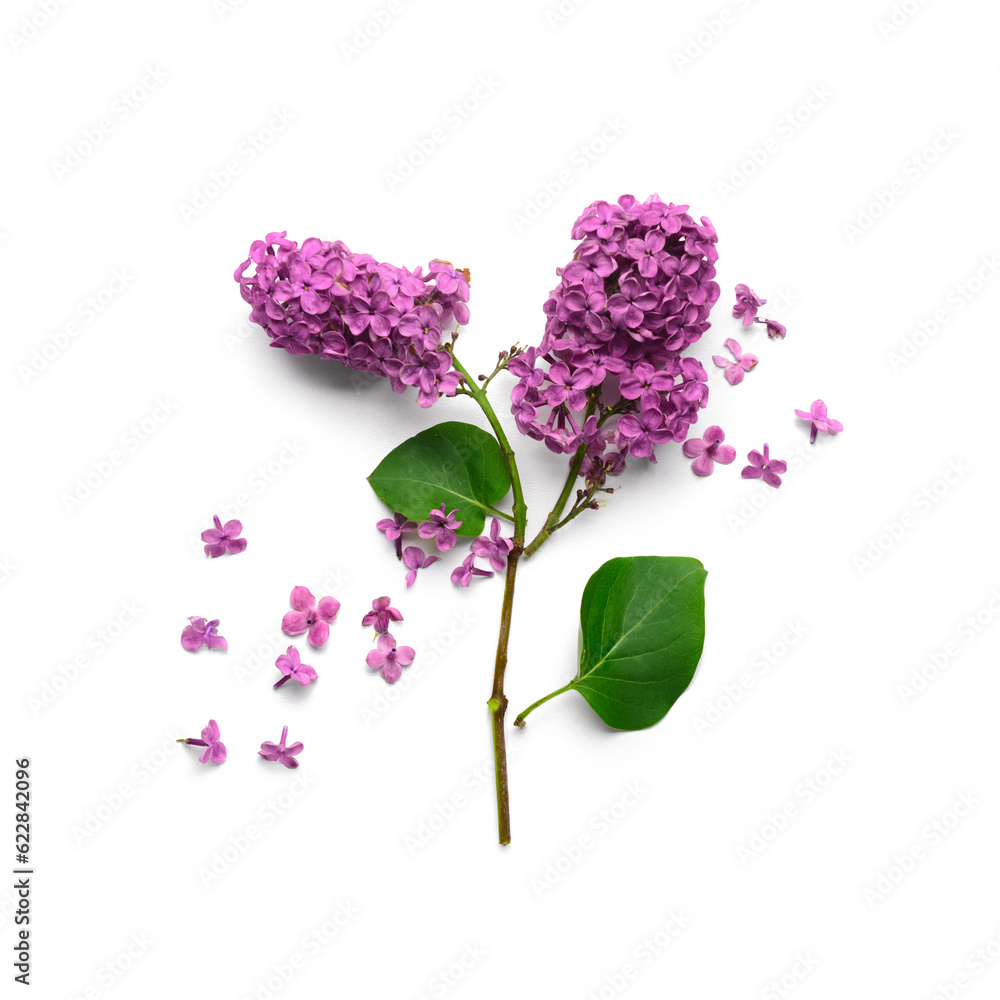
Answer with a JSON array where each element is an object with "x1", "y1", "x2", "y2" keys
[
  {"x1": 509, "y1": 195, "x2": 721, "y2": 478},
  {"x1": 235, "y1": 233, "x2": 471, "y2": 408}
]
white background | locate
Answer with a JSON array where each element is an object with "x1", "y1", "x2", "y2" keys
[{"x1": 5, "y1": 0, "x2": 1000, "y2": 997}]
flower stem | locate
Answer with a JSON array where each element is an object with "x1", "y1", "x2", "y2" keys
[
  {"x1": 522, "y1": 439, "x2": 589, "y2": 558},
  {"x1": 513, "y1": 682, "x2": 574, "y2": 727},
  {"x1": 450, "y1": 351, "x2": 527, "y2": 845},
  {"x1": 522, "y1": 397, "x2": 601, "y2": 558}
]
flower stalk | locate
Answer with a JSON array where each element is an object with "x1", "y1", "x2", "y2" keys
[{"x1": 450, "y1": 352, "x2": 526, "y2": 845}]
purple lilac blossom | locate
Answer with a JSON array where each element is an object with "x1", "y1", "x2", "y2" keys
[
  {"x1": 236, "y1": 235, "x2": 470, "y2": 409},
  {"x1": 376, "y1": 513, "x2": 417, "y2": 559},
  {"x1": 469, "y1": 517, "x2": 514, "y2": 573},
  {"x1": 682, "y1": 426, "x2": 736, "y2": 476},
  {"x1": 273, "y1": 646, "x2": 318, "y2": 688},
  {"x1": 178, "y1": 720, "x2": 227, "y2": 764},
  {"x1": 733, "y1": 284, "x2": 765, "y2": 326},
  {"x1": 201, "y1": 515, "x2": 247, "y2": 558},
  {"x1": 712, "y1": 338, "x2": 758, "y2": 386},
  {"x1": 366, "y1": 633, "x2": 416, "y2": 683},
  {"x1": 361, "y1": 596, "x2": 403, "y2": 634},
  {"x1": 181, "y1": 617, "x2": 228, "y2": 652},
  {"x1": 417, "y1": 505, "x2": 463, "y2": 552},
  {"x1": 795, "y1": 399, "x2": 843, "y2": 444},
  {"x1": 451, "y1": 553, "x2": 494, "y2": 587},
  {"x1": 741, "y1": 444, "x2": 787, "y2": 488},
  {"x1": 281, "y1": 586, "x2": 340, "y2": 647},
  {"x1": 509, "y1": 195, "x2": 720, "y2": 476},
  {"x1": 258, "y1": 726, "x2": 303, "y2": 768}
]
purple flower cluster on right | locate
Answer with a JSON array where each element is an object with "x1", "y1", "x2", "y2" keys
[{"x1": 509, "y1": 194, "x2": 720, "y2": 486}]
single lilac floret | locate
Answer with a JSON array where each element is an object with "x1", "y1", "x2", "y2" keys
[
  {"x1": 733, "y1": 284, "x2": 765, "y2": 326},
  {"x1": 741, "y1": 444, "x2": 787, "y2": 488},
  {"x1": 181, "y1": 617, "x2": 228, "y2": 652},
  {"x1": 362, "y1": 596, "x2": 403, "y2": 634},
  {"x1": 273, "y1": 646, "x2": 318, "y2": 688},
  {"x1": 366, "y1": 632, "x2": 416, "y2": 683},
  {"x1": 201, "y1": 515, "x2": 247, "y2": 558},
  {"x1": 417, "y1": 504, "x2": 463, "y2": 552},
  {"x1": 177, "y1": 719, "x2": 227, "y2": 764},
  {"x1": 451, "y1": 553, "x2": 494, "y2": 588},
  {"x1": 469, "y1": 517, "x2": 514, "y2": 573},
  {"x1": 258, "y1": 725, "x2": 303, "y2": 768},
  {"x1": 682, "y1": 425, "x2": 736, "y2": 476},
  {"x1": 795, "y1": 399, "x2": 843, "y2": 444},
  {"x1": 712, "y1": 338, "x2": 758, "y2": 386},
  {"x1": 376, "y1": 513, "x2": 417, "y2": 559},
  {"x1": 281, "y1": 586, "x2": 340, "y2": 647}
]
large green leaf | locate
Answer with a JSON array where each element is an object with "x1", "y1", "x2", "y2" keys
[
  {"x1": 367, "y1": 421, "x2": 511, "y2": 537},
  {"x1": 515, "y1": 556, "x2": 706, "y2": 730}
]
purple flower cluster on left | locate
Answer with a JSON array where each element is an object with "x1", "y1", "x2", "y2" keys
[{"x1": 235, "y1": 233, "x2": 471, "y2": 409}]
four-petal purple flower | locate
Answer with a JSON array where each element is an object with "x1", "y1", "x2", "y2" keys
[
  {"x1": 712, "y1": 338, "x2": 758, "y2": 386},
  {"x1": 362, "y1": 596, "x2": 403, "y2": 634},
  {"x1": 377, "y1": 512, "x2": 417, "y2": 559},
  {"x1": 273, "y1": 646, "x2": 318, "y2": 688},
  {"x1": 281, "y1": 586, "x2": 340, "y2": 647},
  {"x1": 178, "y1": 719, "x2": 227, "y2": 764},
  {"x1": 258, "y1": 725, "x2": 303, "y2": 768},
  {"x1": 201, "y1": 515, "x2": 247, "y2": 558},
  {"x1": 795, "y1": 399, "x2": 843, "y2": 444},
  {"x1": 682, "y1": 426, "x2": 737, "y2": 476},
  {"x1": 417, "y1": 505, "x2": 463, "y2": 552},
  {"x1": 469, "y1": 518, "x2": 514, "y2": 574},
  {"x1": 365, "y1": 633, "x2": 415, "y2": 683},
  {"x1": 181, "y1": 617, "x2": 228, "y2": 652},
  {"x1": 741, "y1": 444, "x2": 787, "y2": 488}
]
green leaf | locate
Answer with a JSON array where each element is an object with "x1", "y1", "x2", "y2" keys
[
  {"x1": 367, "y1": 421, "x2": 511, "y2": 537},
  {"x1": 515, "y1": 556, "x2": 706, "y2": 730}
]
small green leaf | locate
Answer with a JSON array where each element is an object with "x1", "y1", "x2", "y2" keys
[
  {"x1": 515, "y1": 556, "x2": 706, "y2": 730},
  {"x1": 367, "y1": 421, "x2": 511, "y2": 537}
]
